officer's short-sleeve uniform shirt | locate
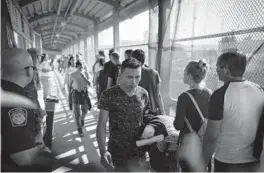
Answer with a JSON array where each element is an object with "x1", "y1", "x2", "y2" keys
[
  {"x1": 209, "y1": 80, "x2": 264, "y2": 164},
  {"x1": 1, "y1": 80, "x2": 37, "y2": 156}
]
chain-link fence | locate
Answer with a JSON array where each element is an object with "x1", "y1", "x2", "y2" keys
[{"x1": 169, "y1": 0, "x2": 264, "y2": 99}]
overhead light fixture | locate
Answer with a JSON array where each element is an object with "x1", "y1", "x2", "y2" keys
[
  {"x1": 60, "y1": 21, "x2": 66, "y2": 27},
  {"x1": 56, "y1": 33, "x2": 60, "y2": 37}
]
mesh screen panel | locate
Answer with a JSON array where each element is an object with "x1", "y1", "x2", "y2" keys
[{"x1": 169, "y1": 0, "x2": 264, "y2": 99}]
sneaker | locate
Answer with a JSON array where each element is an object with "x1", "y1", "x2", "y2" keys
[
  {"x1": 78, "y1": 128, "x2": 84, "y2": 137},
  {"x1": 81, "y1": 120, "x2": 84, "y2": 127}
]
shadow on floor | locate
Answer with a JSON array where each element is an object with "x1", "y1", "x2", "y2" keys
[{"x1": 50, "y1": 71, "x2": 102, "y2": 172}]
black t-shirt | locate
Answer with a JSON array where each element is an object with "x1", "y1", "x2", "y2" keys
[
  {"x1": 1, "y1": 80, "x2": 37, "y2": 156},
  {"x1": 174, "y1": 88, "x2": 212, "y2": 135},
  {"x1": 98, "y1": 85, "x2": 150, "y2": 160},
  {"x1": 139, "y1": 66, "x2": 162, "y2": 113},
  {"x1": 101, "y1": 61, "x2": 115, "y2": 91},
  {"x1": 112, "y1": 64, "x2": 121, "y2": 86}
]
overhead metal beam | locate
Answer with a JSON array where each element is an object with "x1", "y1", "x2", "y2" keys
[
  {"x1": 19, "y1": 0, "x2": 124, "y2": 9},
  {"x1": 42, "y1": 34, "x2": 70, "y2": 39},
  {"x1": 42, "y1": 33, "x2": 73, "y2": 41},
  {"x1": 57, "y1": 0, "x2": 63, "y2": 15},
  {"x1": 43, "y1": 43, "x2": 66, "y2": 48},
  {"x1": 19, "y1": 0, "x2": 39, "y2": 7},
  {"x1": 34, "y1": 22, "x2": 84, "y2": 32},
  {"x1": 28, "y1": 11, "x2": 98, "y2": 23},
  {"x1": 43, "y1": 41, "x2": 66, "y2": 45},
  {"x1": 42, "y1": 36, "x2": 71, "y2": 43},
  {"x1": 51, "y1": 0, "x2": 63, "y2": 44},
  {"x1": 41, "y1": 28, "x2": 90, "y2": 34},
  {"x1": 43, "y1": 44, "x2": 65, "y2": 50},
  {"x1": 43, "y1": 39, "x2": 67, "y2": 44},
  {"x1": 97, "y1": 0, "x2": 124, "y2": 10},
  {"x1": 40, "y1": 0, "x2": 45, "y2": 13},
  {"x1": 26, "y1": 6, "x2": 33, "y2": 17},
  {"x1": 68, "y1": 0, "x2": 78, "y2": 16},
  {"x1": 47, "y1": 0, "x2": 50, "y2": 12},
  {"x1": 40, "y1": 29, "x2": 79, "y2": 39},
  {"x1": 48, "y1": 0, "x2": 51, "y2": 12},
  {"x1": 32, "y1": 2, "x2": 40, "y2": 15},
  {"x1": 42, "y1": 47, "x2": 62, "y2": 52}
]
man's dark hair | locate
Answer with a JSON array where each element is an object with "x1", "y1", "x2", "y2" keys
[
  {"x1": 40, "y1": 53, "x2": 47, "y2": 63},
  {"x1": 99, "y1": 50, "x2": 105, "y2": 57},
  {"x1": 125, "y1": 49, "x2": 133, "y2": 56},
  {"x1": 131, "y1": 49, "x2": 145, "y2": 65},
  {"x1": 111, "y1": 52, "x2": 120, "y2": 60},
  {"x1": 121, "y1": 58, "x2": 141, "y2": 73},
  {"x1": 68, "y1": 56, "x2": 74, "y2": 67},
  {"x1": 99, "y1": 58, "x2": 105, "y2": 66},
  {"x1": 76, "y1": 60, "x2": 82, "y2": 68},
  {"x1": 109, "y1": 48, "x2": 115, "y2": 57},
  {"x1": 217, "y1": 51, "x2": 247, "y2": 77}
]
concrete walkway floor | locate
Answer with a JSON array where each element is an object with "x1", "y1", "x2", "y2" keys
[{"x1": 49, "y1": 70, "x2": 107, "y2": 172}]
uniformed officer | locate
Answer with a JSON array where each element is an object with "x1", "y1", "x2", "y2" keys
[{"x1": 1, "y1": 48, "x2": 53, "y2": 172}]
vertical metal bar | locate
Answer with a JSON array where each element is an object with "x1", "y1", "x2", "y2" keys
[
  {"x1": 113, "y1": 6, "x2": 120, "y2": 52},
  {"x1": 191, "y1": 2, "x2": 196, "y2": 59},
  {"x1": 156, "y1": 0, "x2": 163, "y2": 73},
  {"x1": 93, "y1": 21, "x2": 99, "y2": 54}
]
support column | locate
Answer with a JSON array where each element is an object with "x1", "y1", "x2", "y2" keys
[
  {"x1": 84, "y1": 37, "x2": 88, "y2": 64},
  {"x1": 93, "y1": 21, "x2": 99, "y2": 54},
  {"x1": 113, "y1": 6, "x2": 120, "y2": 52},
  {"x1": 157, "y1": 0, "x2": 175, "y2": 114},
  {"x1": 77, "y1": 40, "x2": 80, "y2": 54},
  {"x1": 72, "y1": 42, "x2": 75, "y2": 54}
]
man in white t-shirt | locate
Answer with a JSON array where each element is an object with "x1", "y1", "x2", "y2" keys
[{"x1": 203, "y1": 51, "x2": 264, "y2": 171}]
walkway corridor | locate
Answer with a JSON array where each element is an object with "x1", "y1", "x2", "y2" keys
[{"x1": 49, "y1": 70, "x2": 105, "y2": 172}]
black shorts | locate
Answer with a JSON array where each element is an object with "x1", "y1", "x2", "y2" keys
[
  {"x1": 72, "y1": 90, "x2": 86, "y2": 105},
  {"x1": 72, "y1": 90, "x2": 91, "y2": 110}
]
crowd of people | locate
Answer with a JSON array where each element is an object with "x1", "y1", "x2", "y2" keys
[
  {"x1": 95, "y1": 49, "x2": 264, "y2": 172},
  {"x1": 1, "y1": 46, "x2": 264, "y2": 172}
]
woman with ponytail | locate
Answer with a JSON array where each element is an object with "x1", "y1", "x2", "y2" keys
[{"x1": 173, "y1": 59, "x2": 212, "y2": 172}]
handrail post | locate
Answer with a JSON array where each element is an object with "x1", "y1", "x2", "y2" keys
[{"x1": 157, "y1": 0, "x2": 175, "y2": 115}]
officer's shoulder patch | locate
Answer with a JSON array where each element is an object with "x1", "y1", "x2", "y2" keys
[{"x1": 8, "y1": 108, "x2": 27, "y2": 127}]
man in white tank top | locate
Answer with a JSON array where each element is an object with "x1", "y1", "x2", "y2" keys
[{"x1": 203, "y1": 51, "x2": 264, "y2": 172}]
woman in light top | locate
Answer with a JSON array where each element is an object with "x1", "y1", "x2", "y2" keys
[
  {"x1": 63, "y1": 56, "x2": 76, "y2": 110},
  {"x1": 39, "y1": 53, "x2": 52, "y2": 100},
  {"x1": 173, "y1": 59, "x2": 212, "y2": 172}
]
